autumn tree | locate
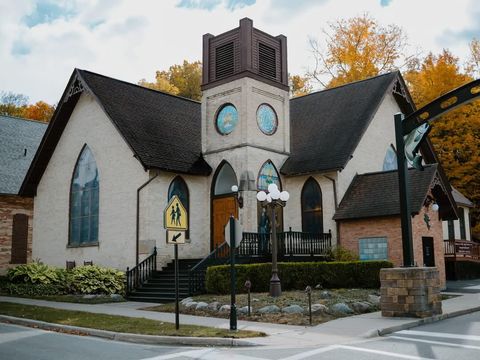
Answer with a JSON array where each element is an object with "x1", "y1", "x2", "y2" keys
[
  {"x1": 289, "y1": 74, "x2": 312, "y2": 97},
  {"x1": 308, "y1": 14, "x2": 410, "y2": 88},
  {"x1": 139, "y1": 60, "x2": 202, "y2": 101},
  {"x1": 405, "y1": 50, "x2": 480, "y2": 237},
  {"x1": 0, "y1": 92, "x2": 28, "y2": 117},
  {"x1": 23, "y1": 101, "x2": 56, "y2": 122}
]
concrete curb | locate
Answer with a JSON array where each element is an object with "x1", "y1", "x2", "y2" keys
[
  {"x1": 0, "y1": 315, "x2": 261, "y2": 347},
  {"x1": 374, "y1": 305, "x2": 480, "y2": 337}
]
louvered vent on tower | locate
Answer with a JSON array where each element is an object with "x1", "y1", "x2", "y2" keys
[
  {"x1": 258, "y1": 43, "x2": 276, "y2": 79},
  {"x1": 215, "y1": 42, "x2": 235, "y2": 79}
]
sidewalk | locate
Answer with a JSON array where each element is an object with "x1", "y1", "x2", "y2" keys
[{"x1": 1, "y1": 284, "x2": 479, "y2": 347}]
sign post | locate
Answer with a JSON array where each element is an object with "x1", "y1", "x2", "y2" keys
[{"x1": 164, "y1": 195, "x2": 188, "y2": 330}]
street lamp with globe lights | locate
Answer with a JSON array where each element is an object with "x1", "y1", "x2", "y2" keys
[{"x1": 256, "y1": 183, "x2": 289, "y2": 297}]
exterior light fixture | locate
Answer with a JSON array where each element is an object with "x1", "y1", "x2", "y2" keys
[{"x1": 231, "y1": 185, "x2": 243, "y2": 208}]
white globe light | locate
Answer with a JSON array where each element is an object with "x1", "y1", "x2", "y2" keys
[
  {"x1": 256, "y1": 191, "x2": 267, "y2": 202},
  {"x1": 266, "y1": 193, "x2": 272, "y2": 203},
  {"x1": 267, "y1": 183, "x2": 278, "y2": 193},
  {"x1": 271, "y1": 189, "x2": 281, "y2": 200},
  {"x1": 280, "y1": 191, "x2": 290, "y2": 202},
  {"x1": 231, "y1": 185, "x2": 238, "y2": 192},
  {"x1": 432, "y1": 203, "x2": 439, "y2": 212}
]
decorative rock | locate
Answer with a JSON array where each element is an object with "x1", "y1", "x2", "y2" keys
[
  {"x1": 238, "y1": 306, "x2": 253, "y2": 314},
  {"x1": 258, "y1": 305, "x2": 280, "y2": 314},
  {"x1": 368, "y1": 295, "x2": 381, "y2": 305},
  {"x1": 319, "y1": 290, "x2": 331, "y2": 299},
  {"x1": 311, "y1": 303, "x2": 329, "y2": 314},
  {"x1": 195, "y1": 302, "x2": 209, "y2": 310},
  {"x1": 331, "y1": 302, "x2": 353, "y2": 314},
  {"x1": 180, "y1": 297, "x2": 193, "y2": 305},
  {"x1": 351, "y1": 301, "x2": 371, "y2": 313},
  {"x1": 219, "y1": 305, "x2": 231, "y2": 312},
  {"x1": 109, "y1": 294, "x2": 123, "y2": 301},
  {"x1": 282, "y1": 305, "x2": 304, "y2": 314},
  {"x1": 314, "y1": 284, "x2": 323, "y2": 289},
  {"x1": 208, "y1": 301, "x2": 221, "y2": 311},
  {"x1": 184, "y1": 301, "x2": 198, "y2": 308},
  {"x1": 252, "y1": 298, "x2": 260, "y2": 302}
]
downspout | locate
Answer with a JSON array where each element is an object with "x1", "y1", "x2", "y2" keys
[
  {"x1": 324, "y1": 175, "x2": 340, "y2": 246},
  {"x1": 136, "y1": 171, "x2": 159, "y2": 265}
]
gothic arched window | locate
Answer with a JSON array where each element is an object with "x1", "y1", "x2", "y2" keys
[
  {"x1": 301, "y1": 177, "x2": 323, "y2": 234},
  {"x1": 69, "y1": 145, "x2": 99, "y2": 246}
]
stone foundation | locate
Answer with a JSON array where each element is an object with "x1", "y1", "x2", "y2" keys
[{"x1": 380, "y1": 267, "x2": 442, "y2": 318}]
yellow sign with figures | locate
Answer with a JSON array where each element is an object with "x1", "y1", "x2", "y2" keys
[{"x1": 164, "y1": 195, "x2": 188, "y2": 230}]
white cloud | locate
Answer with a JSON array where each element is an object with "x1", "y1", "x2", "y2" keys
[{"x1": 0, "y1": 0, "x2": 476, "y2": 104}]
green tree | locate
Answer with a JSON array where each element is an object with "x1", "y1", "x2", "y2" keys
[
  {"x1": 0, "y1": 92, "x2": 28, "y2": 117},
  {"x1": 139, "y1": 60, "x2": 202, "y2": 101},
  {"x1": 308, "y1": 14, "x2": 410, "y2": 88}
]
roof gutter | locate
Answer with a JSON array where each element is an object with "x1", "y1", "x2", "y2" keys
[
  {"x1": 324, "y1": 175, "x2": 340, "y2": 246},
  {"x1": 136, "y1": 171, "x2": 159, "y2": 265}
]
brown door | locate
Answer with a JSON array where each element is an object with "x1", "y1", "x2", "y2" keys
[
  {"x1": 11, "y1": 214, "x2": 28, "y2": 264},
  {"x1": 212, "y1": 196, "x2": 238, "y2": 249}
]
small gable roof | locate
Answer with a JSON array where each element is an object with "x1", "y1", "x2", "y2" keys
[
  {"x1": 282, "y1": 72, "x2": 400, "y2": 175},
  {"x1": 451, "y1": 187, "x2": 474, "y2": 208},
  {"x1": 21, "y1": 69, "x2": 211, "y2": 196},
  {"x1": 334, "y1": 164, "x2": 456, "y2": 221},
  {"x1": 0, "y1": 115, "x2": 47, "y2": 195}
]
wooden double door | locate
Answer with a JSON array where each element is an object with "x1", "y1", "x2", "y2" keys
[{"x1": 212, "y1": 196, "x2": 238, "y2": 249}]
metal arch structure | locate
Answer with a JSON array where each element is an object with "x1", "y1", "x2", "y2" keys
[{"x1": 395, "y1": 78, "x2": 480, "y2": 267}]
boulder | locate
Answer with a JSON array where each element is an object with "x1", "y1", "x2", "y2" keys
[
  {"x1": 282, "y1": 305, "x2": 304, "y2": 314},
  {"x1": 196, "y1": 302, "x2": 209, "y2": 310},
  {"x1": 319, "y1": 290, "x2": 331, "y2": 299},
  {"x1": 207, "y1": 301, "x2": 221, "y2": 311},
  {"x1": 83, "y1": 294, "x2": 97, "y2": 299},
  {"x1": 180, "y1": 297, "x2": 193, "y2": 305},
  {"x1": 219, "y1": 305, "x2": 231, "y2": 312},
  {"x1": 351, "y1": 301, "x2": 371, "y2": 313},
  {"x1": 368, "y1": 295, "x2": 381, "y2": 305},
  {"x1": 109, "y1": 294, "x2": 123, "y2": 301},
  {"x1": 238, "y1": 306, "x2": 253, "y2": 314},
  {"x1": 184, "y1": 301, "x2": 198, "y2": 308},
  {"x1": 314, "y1": 284, "x2": 323, "y2": 289},
  {"x1": 331, "y1": 302, "x2": 353, "y2": 314},
  {"x1": 311, "y1": 303, "x2": 329, "y2": 314},
  {"x1": 258, "y1": 305, "x2": 280, "y2": 314}
]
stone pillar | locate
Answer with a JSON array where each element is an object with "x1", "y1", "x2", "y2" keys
[{"x1": 380, "y1": 267, "x2": 442, "y2": 318}]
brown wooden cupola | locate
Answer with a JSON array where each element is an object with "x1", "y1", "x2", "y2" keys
[{"x1": 201, "y1": 18, "x2": 288, "y2": 91}]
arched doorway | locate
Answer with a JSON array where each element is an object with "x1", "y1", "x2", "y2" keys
[{"x1": 211, "y1": 161, "x2": 238, "y2": 250}]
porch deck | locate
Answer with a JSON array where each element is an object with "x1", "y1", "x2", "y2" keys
[{"x1": 444, "y1": 239, "x2": 480, "y2": 262}]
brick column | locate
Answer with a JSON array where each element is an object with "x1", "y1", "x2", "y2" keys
[{"x1": 380, "y1": 267, "x2": 442, "y2": 317}]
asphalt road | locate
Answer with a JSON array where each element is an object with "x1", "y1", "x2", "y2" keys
[{"x1": 1, "y1": 311, "x2": 480, "y2": 360}]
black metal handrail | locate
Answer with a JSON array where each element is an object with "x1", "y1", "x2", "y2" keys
[
  {"x1": 188, "y1": 241, "x2": 229, "y2": 295},
  {"x1": 126, "y1": 247, "x2": 157, "y2": 296}
]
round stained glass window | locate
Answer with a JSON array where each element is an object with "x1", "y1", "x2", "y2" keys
[
  {"x1": 257, "y1": 104, "x2": 278, "y2": 135},
  {"x1": 216, "y1": 104, "x2": 238, "y2": 135}
]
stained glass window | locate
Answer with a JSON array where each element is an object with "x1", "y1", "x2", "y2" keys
[
  {"x1": 69, "y1": 145, "x2": 99, "y2": 246},
  {"x1": 359, "y1": 237, "x2": 388, "y2": 260},
  {"x1": 257, "y1": 104, "x2": 278, "y2": 135},
  {"x1": 168, "y1": 176, "x2": 189, "y2": 238},
  {"x1": 383, "y1": 146, "x2": 397, "y2": 171},
  {"x1": 216, "y1": 104, "x2": 238, "y2": 135},
  {"x1": 214, "y1": 162, "x2": 237, "y2": 195},
  {"x1": 301, "y1": 178, "x2": 323, "y2": 233},
  {"x1": 257, "y1": 161, "x2": 281, "y2": 191}
]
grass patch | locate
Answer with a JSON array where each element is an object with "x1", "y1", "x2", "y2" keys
[
  {"x1": 0, "y1": 302, "x2": 265, "y2": 338},
  {"x1": 0, "y1": 292, "x2": 125, "y2": 304}
]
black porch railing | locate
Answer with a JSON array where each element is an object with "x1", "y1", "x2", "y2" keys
[{"x1": 126, "y1": 247, "x2": 157, "y2": 296}]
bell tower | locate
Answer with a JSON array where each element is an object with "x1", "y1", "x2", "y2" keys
[{"x1": 202, "y1": 18, "x2": 290, "y2": 236}]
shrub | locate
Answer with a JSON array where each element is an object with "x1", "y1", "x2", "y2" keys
[
  {"x1": 7, "y1": 262, "x2": 67, "y2": 286},
  {"x1": 327, "y1": 246, "x2": 359, "y2": 262},
  {"x1": 3, "y1": 283, "x2": 64, "y2": 296},
  {"x1": 69, "y1": 265, "x2": 125, "y2": 295},
  {"x1": 205, "y1": 260, "x2": 393, "y2": 294}
]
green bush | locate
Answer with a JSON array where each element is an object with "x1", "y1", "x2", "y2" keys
[
  {"x1": 69, "y1": 265, "x2": 125, "y2": 295},
  {"x1": 327, "y1": 246, "x2": 359, "y2": 261},
  {"x1": 7, "y1": 262, "x2": 67, "y2": 286},
  {"x1": 206, "y1": 261, "x2": 393, "y2": 294},
  {"x1": 3, "y1": 283, "x2": 64, "y2": 296}
]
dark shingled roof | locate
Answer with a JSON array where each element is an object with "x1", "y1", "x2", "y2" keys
[
  {"x1": 333, "y1": 165, "x2": 439, "y2": 220},
  {"x1": 0, "y1": 116, "x2": 47, "y2": 195},
  {"x1": 282, "y1": 72, "x2": 399, "y2": 175},
  {"x1": 451, "y1": 187, "x2": 474, "y2": 208},
  {"x1": 20, "y1": 69, "x2": 211, "y2": 196}
]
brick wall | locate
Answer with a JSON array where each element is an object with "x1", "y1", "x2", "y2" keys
[
  {"x1": 339, "y1": 210, "x2": 446, "y2": 288},
  {"x1": 0, "y1": 195, "x2": 34, "y2": 274}
]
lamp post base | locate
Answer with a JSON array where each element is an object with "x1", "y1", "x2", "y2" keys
[{"x1": 269, "y1": 273, "x2": 282, "y2": 297}]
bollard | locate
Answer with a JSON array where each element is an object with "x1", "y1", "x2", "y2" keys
[
  {"x1": 245, "y1": 280, "x2": 252, "y2": 316},
  {"x1": 305, "y1": 286, "x2": 312, "y2": 326}
]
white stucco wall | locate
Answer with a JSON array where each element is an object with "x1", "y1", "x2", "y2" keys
[
  {"x1": 337, "y1": 93, "x2": 400, "y2": 200},
  {"x1": 33, "y1": 93, "x2": 149, "y2": 270},
  {"x1": 442, "y1": 206, "x2": 472, "y2": 240}
]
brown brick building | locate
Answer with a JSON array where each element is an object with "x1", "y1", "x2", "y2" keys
[{"x1": 0, "y1": 115, "x2": 47, "y2": 274}]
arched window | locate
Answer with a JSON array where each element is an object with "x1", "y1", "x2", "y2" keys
[
  {"x1": 257, "y1": 160, "x2": 281, "y2": 191},
  {"x1": 69, "y1": 145, "x2": 99, "y2": 246},
  {"x1": 383, "y1": 146, "x2": 397, "y2": 171},
  {"x1": 301, "y1": 178, "x2": 323, "y2": 234},
  {"x1": 168, "y1": 176, "x2": 190, "y2": 238},
  {"x1": 214, "y1": 162, "x2": 238, "y2": 195}
]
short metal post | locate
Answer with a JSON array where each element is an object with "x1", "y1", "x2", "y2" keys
[
  {"x1": 229, "y1": 215, "x2": 237, "y2": 331},
  {"x1": 174, "y1": 244, "x2": 179, "y2": 330},
  {"x1": 306, "y1": 286, "x2": 312, "y2": 326},
  {"x1": 245, "y1": 280, "x2": 252, "y2": 316}
]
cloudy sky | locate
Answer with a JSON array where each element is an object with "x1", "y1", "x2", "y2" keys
[{"x1": 0, "y1": 0, "x2": 478, "y2": 104}]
